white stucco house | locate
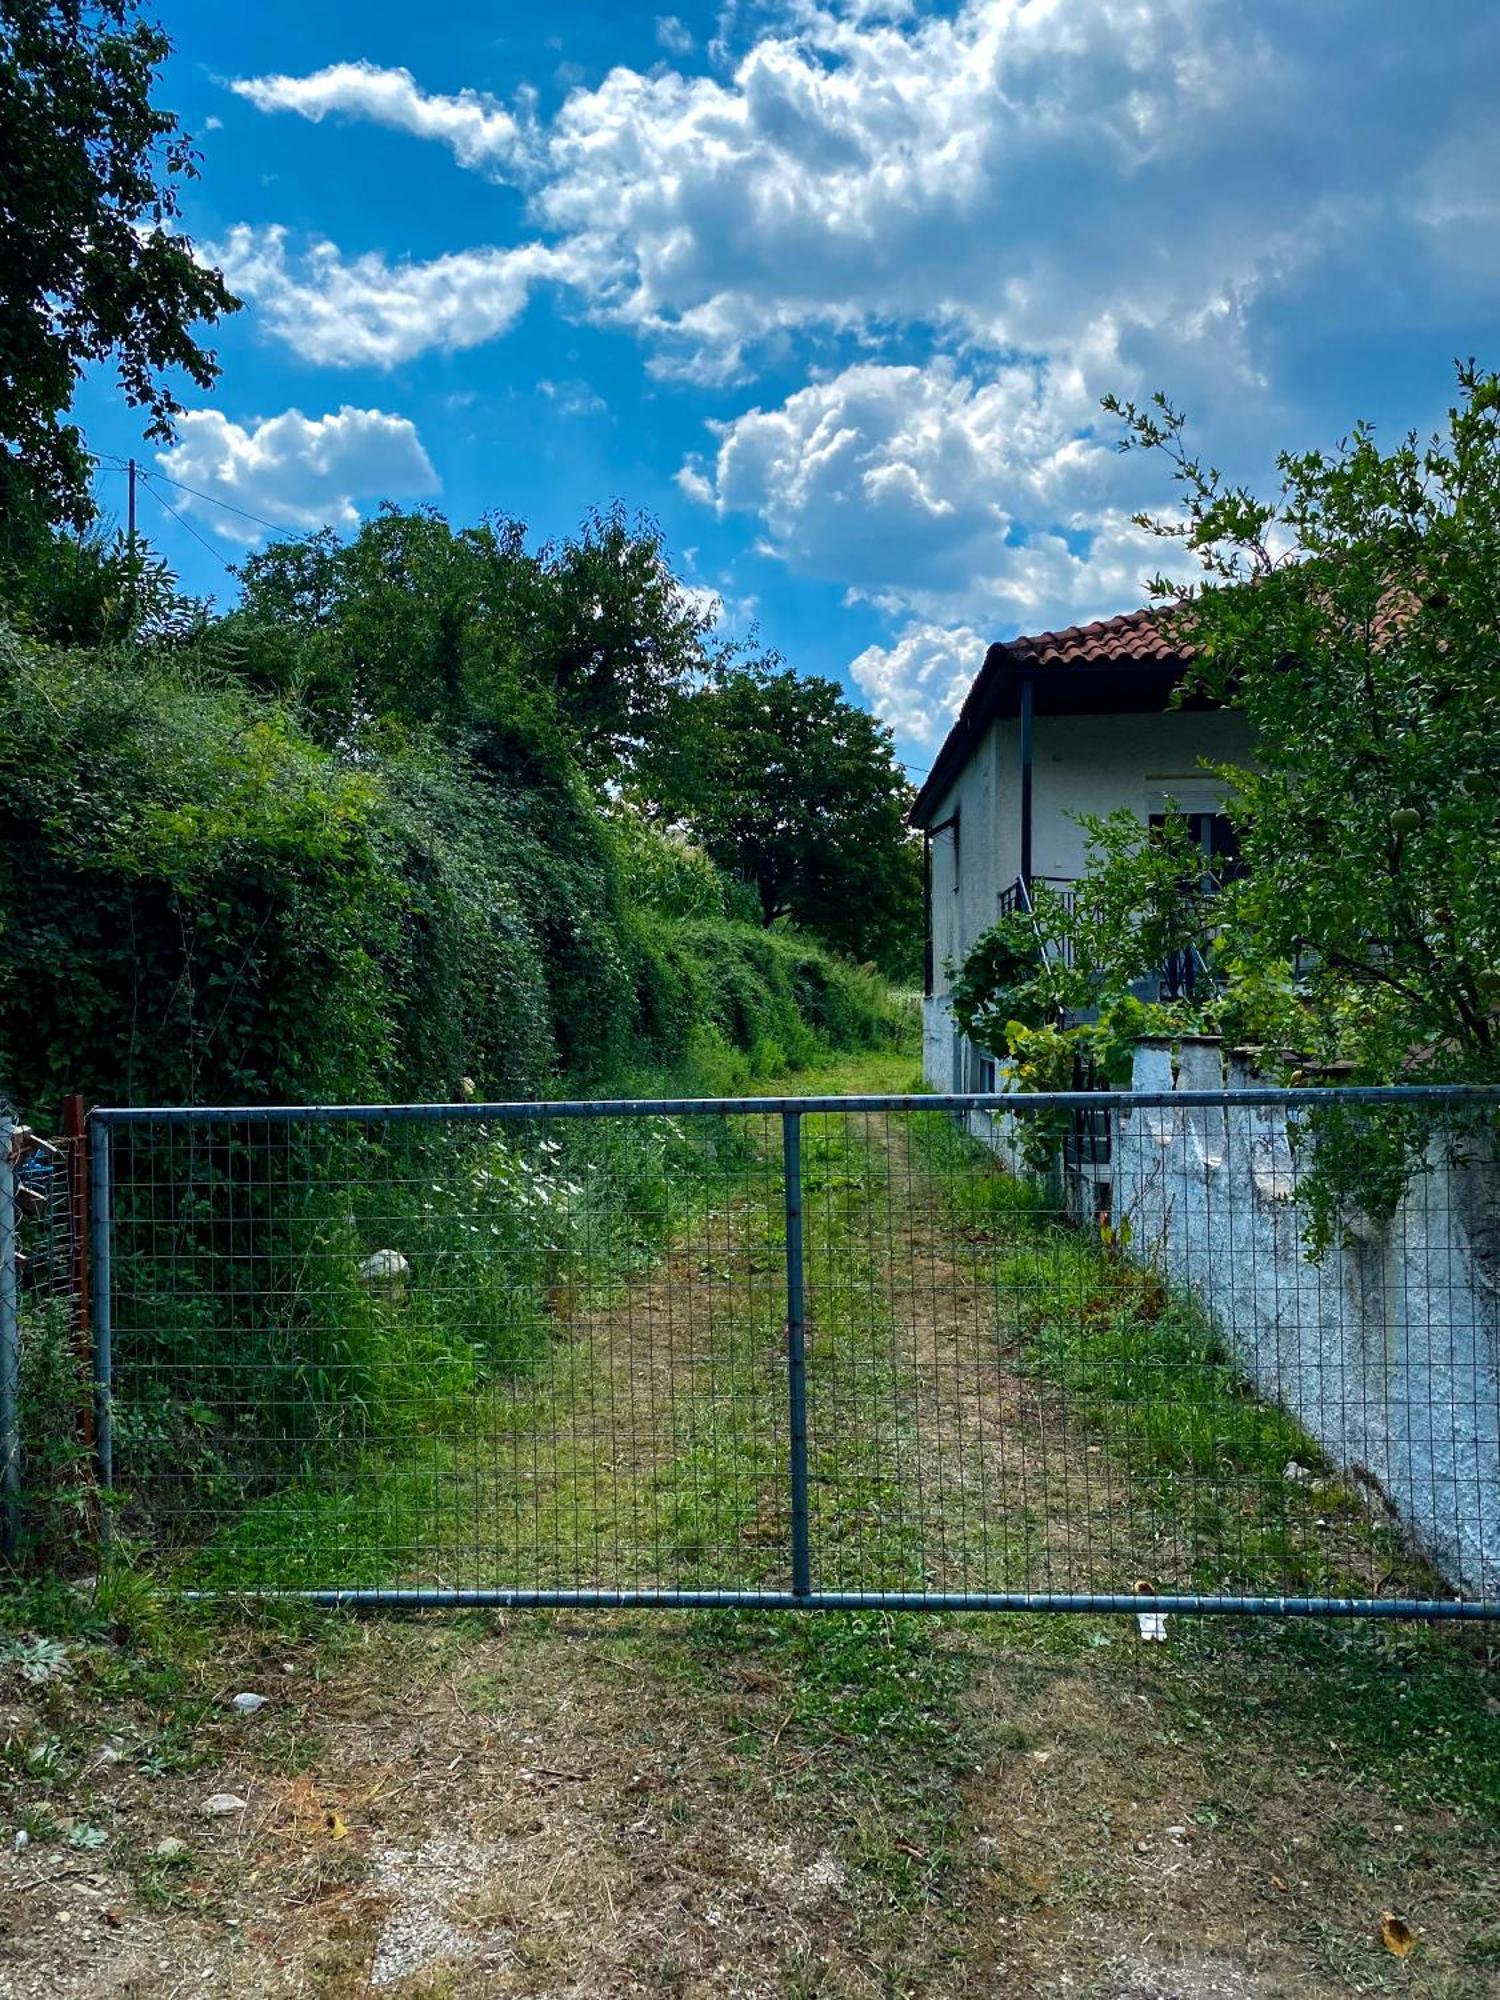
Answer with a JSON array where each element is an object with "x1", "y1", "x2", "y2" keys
[{"x1": 909, "y1": 607, "x2": 1256, "y2": 1092}]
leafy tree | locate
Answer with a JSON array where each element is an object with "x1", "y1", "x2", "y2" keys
[
  {"x1": 1107, "y1": 362, "x2": 1500, "y2": 1082},
  {"x1": 229, "y1": 504, "x2": 711, "y2": 781},
  {"x1": 959, "y1": 363, "x2": 1500, "y2": 1088},
  {"x1": 647, "y1": 661, "x2": 922, "y2": 977},
  {"x1": 953, "y1": 364, "x2": 1500, "y2": 1237},
  {"x1": 228, "y1": 509, "x2": 564, "y2": 775},
  {"x1": 517, "y1": 505, "x2": 716, "y2": 772},
  {"x1": 0, "y1": 0, "x2": 238, "y2": 527}
]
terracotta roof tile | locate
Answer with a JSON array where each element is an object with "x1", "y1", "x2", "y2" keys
[
  {"x1": 909, "y1": 603, "x2": 1199, "y2": 825},
  {"x1": 1003, "y1": 606, "x2": 1194, "y2": 671}
]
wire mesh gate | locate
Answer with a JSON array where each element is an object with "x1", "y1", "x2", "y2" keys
[{"x1": 84, "y1": 1086, "x2": 1500, "y2": 1619}]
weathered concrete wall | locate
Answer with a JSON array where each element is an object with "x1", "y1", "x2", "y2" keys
[
  {"x1": 921, "y1": 993, "x2": 961, "y2": 1094},
  {"x1": 1113, "y1": 1039, "x2": 1500, "y2": 1597}
]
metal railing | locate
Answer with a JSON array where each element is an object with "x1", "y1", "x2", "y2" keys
[
  {"x1": 996, "y1": 874, "x2": 1220, "y2": 1000},
  {"x1": 84, "y1": 1085, "x2": 1500, "y2": 1618}
]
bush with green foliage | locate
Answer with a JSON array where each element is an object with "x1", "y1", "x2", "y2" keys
[
  {"x1": 0, "y1": 638, "x2": 901, "y2": 1117},
  {"x1": 953, "y1": 364, "x2": 1500, "y2": 1236},
  {"x1": 0, "y1": 606, "x2": 907, "y2": 1564}
]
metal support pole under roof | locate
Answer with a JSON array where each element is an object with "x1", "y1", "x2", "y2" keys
[{"x1": 1019, "y1": 675, "x2": 1034, "y2": 890}]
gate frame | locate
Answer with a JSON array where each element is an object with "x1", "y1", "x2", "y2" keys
[{"x1": 86, "y1": 1082, "x2": 1500, "y2": 1620}]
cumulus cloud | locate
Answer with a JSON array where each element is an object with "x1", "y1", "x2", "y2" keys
[
  {"x1": 230, "y1": 59, "x2": 533, "y2": 176},
  {"x1": 683, "y1": 354, "x2": 1171, "y2": 736},
  {"x1": 524, "y1": 2, "x2": 1492, "y2": 397},
  {"x1": 684, "y1": 355, "x2": 1163, "y2": 615},
  {"x1": 206, "y1": 225, "x2": 595, "y2": 368},
  {"x1": 224, "y1": 6, "x2": 1500, "y2": 390},
  {"x1": 156, "y1": 406, "x2": 439, "y2": 543},
  {"x1": 530, "y1": 0, "x2": 1262, "y2": 379},
  {"x1": 850, "y1": 622, "x2": 987, "y2": 749},
  {"x1": 685, "y1": 356, "x2": 1107, "y2": 594}
]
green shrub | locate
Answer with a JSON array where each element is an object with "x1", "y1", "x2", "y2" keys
[
  {"x1": 13, "y1": 1295, "x2": 94, "y2": 1567},
  {"x1": 0, "y1": 633, "x2": 908, "y2": 1568}
]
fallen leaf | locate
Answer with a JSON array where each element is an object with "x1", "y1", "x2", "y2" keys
[
  {"x1": 1271, "y1": 1874, "x2": 1288, "y2": 1893},
  {"x1": 324, "y1": 1810, "x2": 349, "y2": 1840},
  {"x1": 1379, "y1": 1911, "x2": 1415, "y2": 1958}
]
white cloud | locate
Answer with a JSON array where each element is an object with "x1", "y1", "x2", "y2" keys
[
  {"x1": 207, "y1": 225, "x2": 596, "y2": 367},
  {"x1": 677, "y1": 582, "x2": 723, "y2": 624},
  {"x1": 687, "y1": 356, "x2": 1095, "y2": 586},
  {"x1": 156, "y1": 406, "x2": 439, "y2": 544},
  {"x1": 684, "y1": 354, "x2": 1170, "y2": 737},
  {"x1": 526, "y1": 0, "x2": 1290, "y2": 387},
  {"x1": 223, "y1": 7, "x2": 1500, "y2": 390},
  {"x1": 230, "y1": 59, "x2": 533, "y2": 176},
  {"x1": 684, "y1": 354, "x2": 1160, "y2": 614},
  {"x1": 654, "y1": 15, "x2": 695, "y2": 56},
  {"x1": 850, "y1": 622, "x2": 987, "y2": 748}
]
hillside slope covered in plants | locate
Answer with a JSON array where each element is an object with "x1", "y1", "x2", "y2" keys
[{"x1": 0, "y1": 505, "x2": 915, "y2": 1116}]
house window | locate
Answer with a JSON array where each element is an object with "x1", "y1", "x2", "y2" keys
[
  {"x1": 976, "y1": 1054, "x2": 997, "y2": 1094},
  {"x1": 1148, "y1": 808, "x2": 1241, "y2": 880}
]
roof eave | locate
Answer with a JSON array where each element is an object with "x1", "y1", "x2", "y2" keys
[{"x1": 908, "y1": 651, "x2": 1194, "y2": 828}]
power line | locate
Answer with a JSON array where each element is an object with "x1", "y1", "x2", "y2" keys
[
  {"x1": 93, "y1": 452, "x2": 316, "y2": 541},
  {"x1": 145, "y1": 466, "x2": 317, "y2": 538},
  {"x1": 97, "y1": 459, "x2": 956, "y2": 753},
  {"x1": 135, "y1": 474, "x2": 238, "y2": 574}
]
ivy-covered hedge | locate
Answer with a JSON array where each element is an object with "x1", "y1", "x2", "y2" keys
[
  {"x1": 0, "y1": 638, "x2": 901, "y2": 1116},
  {"x1": 0, "y1": 633, "x2": 911, "y2": 1568}
]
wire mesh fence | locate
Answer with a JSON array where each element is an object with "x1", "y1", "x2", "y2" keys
[
  {"x1": 88, "y1": 1085, "x2": 1500, "y2": 1616},
  {"x1": 2, "y1": 1106, "x2": 92, "y2": 1563}
]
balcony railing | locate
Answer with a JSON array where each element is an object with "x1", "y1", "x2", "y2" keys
[{"x1": 996, "y1": 875, "x2": 1220, "y2": 1004}]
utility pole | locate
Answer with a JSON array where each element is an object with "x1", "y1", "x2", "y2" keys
[{"x1": 126, "y1": 457, "x2": 138, "y2": 625}]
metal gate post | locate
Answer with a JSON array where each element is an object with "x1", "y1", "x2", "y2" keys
[
  {"x1": 782, "y1": 1110, "x2": 812, "y2": 1598},
  {"x1": 88, "y1": 1115, "x2": 112, "y2": 1493},
  {"x1": 61, "y1": 1095, "x2": 94, "y2": 1453},
  {"x1": 0, "y1": 1115, "x2": 19, "y2": 1562}
]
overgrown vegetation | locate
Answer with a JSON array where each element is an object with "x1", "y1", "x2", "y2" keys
[
  {"x1": 953, "y1": 362, "x2": 1500, "y2": 1233},
  {"x1": 0, "y1": 559, "x2": 911, "y2": 1117}
]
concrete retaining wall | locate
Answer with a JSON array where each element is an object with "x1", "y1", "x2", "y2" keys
[{"x1": 1112, "y1": 1040, "x2": 1500, "y2": 1596}]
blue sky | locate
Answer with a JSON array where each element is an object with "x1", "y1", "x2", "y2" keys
[{"x1": 76, "y1": 0, "x2": 1500, "y2": 783}]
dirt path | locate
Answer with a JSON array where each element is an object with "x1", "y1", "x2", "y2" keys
[
  {"x1": 428, "y1": 1143, "x2": 790, "y2": 1594},
  {"x1": 2, "y1": 1056, "x2": 1497, "y2": 1997},
  {"x1": 799, "y1": 1107, "x2": 1148, "y2": 1599}
]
